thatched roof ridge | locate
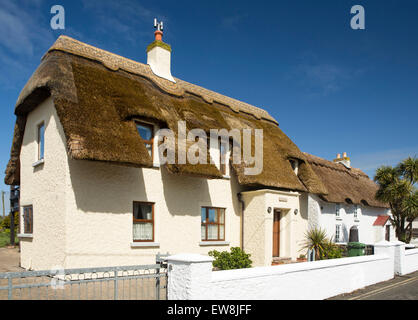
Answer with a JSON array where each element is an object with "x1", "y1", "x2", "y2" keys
[
  {"x1": 44, "y1": 36, "x2": 277, "y2": 124},
  {"x1": 304, "y1": 153, "x2": 388, "y2": 208},
  {"x1": 5, "y1": 36, "x2": 326, "y2": 195}
]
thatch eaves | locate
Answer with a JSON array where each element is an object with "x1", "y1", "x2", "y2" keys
[
  {"x1": 304, "y1": 153, "x2": 388, "y2": 208},
  {"x1": 5, "y1": 36, "x2": 326, "y2": 195}
]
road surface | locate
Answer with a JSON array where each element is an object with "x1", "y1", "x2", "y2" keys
[{"x1": 330, "y1": 270, "x2": 418, "y2": 300}]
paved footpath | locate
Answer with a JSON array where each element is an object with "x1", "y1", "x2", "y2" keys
[
  {"x1": 330, "y1": 270, "x2": 418, "y2": 300},
  {"x1": 0, "y1": 247, "x2": 22, "y2": 273}
]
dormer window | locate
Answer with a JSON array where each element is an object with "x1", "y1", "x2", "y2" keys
[
  {"x1": 289, "y1": 159, "x2": 299, "y2": 175},
  {"x1": 136, "y1": 122, "x2": 154, "y2": 159},
  {"x1": 220, "y1": 140, "x2": 227, "y2": 176}
]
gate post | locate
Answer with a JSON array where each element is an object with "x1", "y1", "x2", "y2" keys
[
  {"x1": 374, "y1": 240, "x2": 396, "y2": 276},
  {"x1": 166, "y1": 254, "x2": 213, "y2": 300}
]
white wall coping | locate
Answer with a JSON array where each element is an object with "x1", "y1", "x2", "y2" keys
[
  {"x1": 130, "y1": 242, "x2": 160, "y2": 248},
  {"x1": 167, "y1": 253, "x2": 214, "y2": 263},
  {"x1": 210, "y1": 254, "x2": 389, "y2": 283},
  {"x1": 199, "y1": 241, "x2": 230, "y2": 246},
  {"x1": 405, "y1": 248, "x2": 418, "y2": 256},
  {"x1": 374, "y1": 240, "x2": 398, "y2": 247}
]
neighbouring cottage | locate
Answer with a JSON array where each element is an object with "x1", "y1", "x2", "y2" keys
[
  {"x1": 4, "y1": 28, "x2": 388, "y2": 271},
  {"x1": 303, "y1": 153, "x2": 396, "y2": 245}
]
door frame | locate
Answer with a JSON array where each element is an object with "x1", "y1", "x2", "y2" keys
[{"x1": 272, "y1": 209, "x2": 281, "y2": 257}]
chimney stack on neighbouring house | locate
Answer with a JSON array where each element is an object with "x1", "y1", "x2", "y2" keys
[
  {"x1": 333, "y1": 152, "x2": 351, "y2": 168},
  {"x1": 147, "y1": 18, "x2": 175, "y2": 83}
]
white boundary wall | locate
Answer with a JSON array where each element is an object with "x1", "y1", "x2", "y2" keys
[
  {"x1": 167, "y1": 241, "x2": 418, "y2": 300},
  {"x1": 167, "y1": 252, "x2": 394, "y2": 300},
  {"x1": 394, "y1": 244, "x2": 418, "y2": 276}
]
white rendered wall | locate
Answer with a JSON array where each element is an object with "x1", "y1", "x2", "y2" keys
[
  {"x1": 241, "y1": 189, "x2": 305, "y2": 266},
  {"x1": 19, "y1": 99, "x2": 244, "y2": 270},
  {"x1": 395, "y1": 246, "x2": 418, "y2": 276},
  {"x1": 19, "y1": 98, "x2": 68, "y2": 270},
  {"x1": 167, "y1": 253, "x2": 394, "y2": 300},
  {"x1": 307, "y1": 194, "x2": 395, "y2": 244}
]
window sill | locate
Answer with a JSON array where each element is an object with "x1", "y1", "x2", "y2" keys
[
  {"x1": 32, "y1": 159, "x2": 44, "y2": 168},
  {"x1": 354, "y1": 219, "x2": 360, "y2": 222},
  {"x1": 18, "y1": 234, "x2": 33, "y2": 239},
  {"x1": 336, "y1": 217, "x2": 343, "y2": 221},
  {"x1": 131, "y1": 242, "x2": 160, "y2": 248},
  {"x1": 199, "y1": 241, "x2": 230, "y2": 246}
]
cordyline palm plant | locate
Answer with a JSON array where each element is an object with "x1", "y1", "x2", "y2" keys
[
  {"x1": 301, "y1": 227, "x2": 328, "y2": 260},
  {"x1": 374, "y1": 156, "x2": 418, "y2": 243}
]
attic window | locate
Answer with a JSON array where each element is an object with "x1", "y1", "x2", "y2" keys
[
  {"x1": 289, "y1": 159, "x2": 299, "y2": 175},
  {"x1": 345, "y1": 198, "x2": 353, "y2": 204},
  {"x1": 361, "y1": 200, "x2": 369, "y2": 206},
  {"x1": 220, "y1": 139, "x2": 227, "y2": 175},
  {"x1": 135, "y1": 122, "x2": 154, "y2": 159}
]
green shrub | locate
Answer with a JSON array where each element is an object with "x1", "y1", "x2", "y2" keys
[
  {"x1": 301, "y1": 227, "x2": 344, "y2": 260},
  {"x1": 0, "y1": 212, "x2": 19, "y2": 232},
  {"x1": 208, "y1": 247, "x2": 252, "y2": 270},
  {"x1": 321, "y1": 241, "x2": 344, "y2": 260}
]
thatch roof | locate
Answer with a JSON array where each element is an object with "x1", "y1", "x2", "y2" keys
[
  {"x1": 304, "y1": 153, "x2": 388, "y2": 208},
  {"x1": 5, "y1": 35, "x2": 326, "y2": 195}
]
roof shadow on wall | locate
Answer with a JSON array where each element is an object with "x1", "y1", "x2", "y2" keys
[
  {"x1": 68, "y1": 159, "x2": 147, "y2": 214},
  {"x1": 160, "y1": 166, "x2": 211, "y2": 218}
]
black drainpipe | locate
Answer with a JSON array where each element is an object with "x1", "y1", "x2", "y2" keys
[{"x1": 237, "y1": 193, "x2": 245, "y2": 251}]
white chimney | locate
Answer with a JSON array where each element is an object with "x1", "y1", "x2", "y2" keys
[
  {"x1": 333, "y1": 152, "x2": 351, "y2": 168},
  {"x1": 146, "y1": 19, "x2": 175, "y2": 83}
]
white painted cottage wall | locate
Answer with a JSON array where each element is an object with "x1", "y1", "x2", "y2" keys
[
  {"x1": 19, "y1": 98, "x2": 68, "y2": 270},
  {"x1": 307, "y1": 194, "x2": 395, "y2": 244},
  {"x1": 18, "y1": 98, "x2": 244, "y2": 270}
]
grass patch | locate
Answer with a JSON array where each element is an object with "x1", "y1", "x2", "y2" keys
[{"x1": 0, "y1": 231, "x2": 19, "y2": 248}]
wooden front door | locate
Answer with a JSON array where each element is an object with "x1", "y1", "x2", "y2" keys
[
  {"x1": 273, "y1": 210, "x2": 281, "y2": 257},
  {"x1": 385, "y1": 225, "x2": 390, "y2": 241}
]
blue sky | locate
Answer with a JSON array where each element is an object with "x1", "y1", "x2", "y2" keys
[{"x1": 0, "y1": 0, "x2": 417, "y2": 196}]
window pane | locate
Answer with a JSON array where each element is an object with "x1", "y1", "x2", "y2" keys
[
  {"x1": 201, "y1": 225, "x2": 206, "y2": 240},
  {"x1": 38, "y1": 124, "x2": 45, "y2": 160},
  {"x1": 133, "y1": 222, "x2": 153, "y2": 240},
  {"x1": 219, "y1": 209, "x2": 225, "y2": 224},
  {"x1": 208, "y1": 209, "x2": 216, "y2": 222},
  {"x1": 134, "y1": 203, "x2": 152, "y2": 220},
  {"x1": 220, "y1": 225, "x2": 225, "y2": 240},
  {"x1": 207, "y1": 224, "x2": 218, "y2": 240},
  {"x1": 201, "y1": 208, "x2": 206, "y2": 222},
  {"x1": 24, "y1": 206, "x2": 33, "y2": 234},
  {"x1": 136, "y1": 124, "x2": 152, "y2": 141}
]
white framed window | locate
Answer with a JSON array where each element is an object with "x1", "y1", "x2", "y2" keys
[
  {"x1": 335, "y1": 224, "x2": 341, "y2": 243},
  {"x1": 354, "y1": 205, "x2": 359, "y2": 219},
  {"x1": 37, "y1": 122, "x2": 45, "y2": 160},
  {"x1": 336, "y1": 204, "x2": 341, "y2": 218}
]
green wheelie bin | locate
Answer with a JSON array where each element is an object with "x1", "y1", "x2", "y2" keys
[{"x1": 347, "y1": 242, "x2": 366, "y2": 257}]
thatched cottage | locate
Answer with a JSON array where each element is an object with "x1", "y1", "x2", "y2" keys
[
  {"x1": 5, "y1": 30, "x2": 391, "y2": 270},
  {"x1": 304, "y1": 153, "x2": 395, "y2": 245}
]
